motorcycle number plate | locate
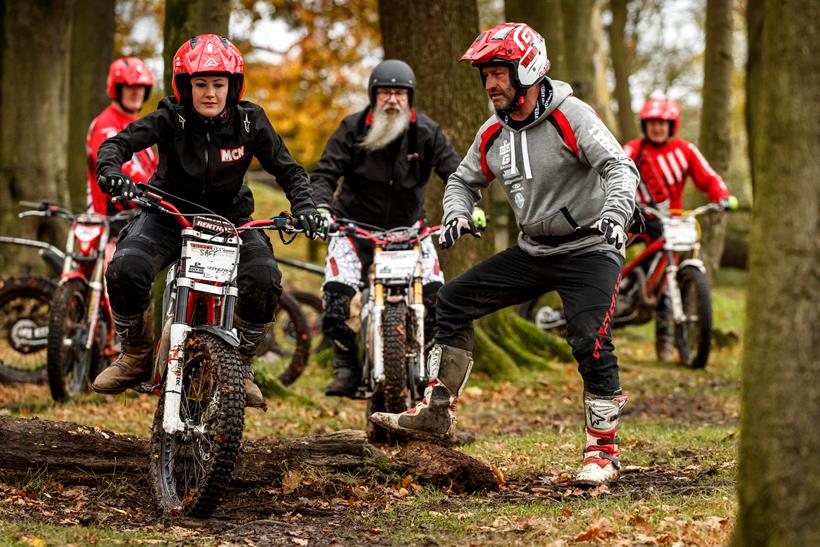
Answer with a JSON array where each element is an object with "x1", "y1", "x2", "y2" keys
[
  {"x1": 663, "y1": 217, "x2": 698, "y2": 248},
  {"x1": 184, "y1": 241, "x2": 238, "y2": 283},
  {"x1": 375, "y1": 250, "x2": 419, "y2": 279}
]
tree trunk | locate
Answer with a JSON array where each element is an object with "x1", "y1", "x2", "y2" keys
[
  {"x1": 745, "y1": 0, "x2": 762, "y2": 196},
  {"x1": 379, "y1": 0, "x2": 495, "y2": 276},
  {"x1": 608, "y1": 0, "x2": 639, "y2": 142},
  {"x1": 697, "y1": 0, "x2": 733, "y2": 280},
  {"x1": 733, "y1": 1, "x2": 820, "y2": 545},
  {"x1": 561, "y1": 0, "x2": 616, "y2": 131},
  {"x1": 163, "y1": 0, "x2": 230, "y2": 94},
  {"x1": 0, "y1": 1, "x2": 72, "y2": 273},
  {"x1": 504, "y1": 0, "x2": 566, "y2": 80},
  {"x1": 0, "y1": 416, "x2": 499, "y2": 493},
  {"x1": 67, "y1": 0, "x2": 115, "y2": 212}
]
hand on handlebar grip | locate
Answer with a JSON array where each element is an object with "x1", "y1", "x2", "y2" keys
[
  {"x1": 439, "y1": 216, "x2": 479, "y2": 249},
  {"x1": 294, "y1": 208, "x2": 325, "y2": 240},
  {"x1": 99, "y1": 172, "x2": 140, "y2": 200}
]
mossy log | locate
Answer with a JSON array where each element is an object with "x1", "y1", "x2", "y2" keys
[{"x1": 0, "y1": 416, "x2": 499, "y2": 493}]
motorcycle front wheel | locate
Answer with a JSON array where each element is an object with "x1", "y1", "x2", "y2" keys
[
  {"x1": 675, "y1": 266, "x2": 713, "y2": 369},
  {"x1": 149, "y1": 331, "x2": 245, "y2": 518},
  {"x1": 46, "y1": 278, "x2": 94, "y2": 401}
]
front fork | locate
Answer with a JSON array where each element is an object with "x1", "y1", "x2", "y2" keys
[
  {"x1": 162, "y1": 285, "x2": 192, "y2": 434},
  {"x1": 663, "y1": 251, "x2": 686, "y2": 323}
]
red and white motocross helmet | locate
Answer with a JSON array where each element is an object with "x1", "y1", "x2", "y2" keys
[
  {"x1": 106, "y1": 57, "x2": 154, "y2": 101},
  {"x1": 172, "y1": 34, "x2": 245, "y2": 107},
  {"x1": 639, "y1": 96, "x2": 681, "y2": 136},
  {"x1": 460, "y1": 22, "x2": 550, "y2": 93}
]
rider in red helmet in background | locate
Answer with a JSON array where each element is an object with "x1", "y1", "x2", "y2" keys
[
  {"x1": 86, "y1": 57, "x2": 157, "y2": 230},
  {"x1": 92, "y1": 35, "x2": 322, "y2": 405},
  {"x1": 623, "y1": 96, "x2": 735, "y2": 362}
]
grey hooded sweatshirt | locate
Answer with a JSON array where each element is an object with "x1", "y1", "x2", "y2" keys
[{"x1": 443, "y1": 79, "x2": 638, "y2": 257}]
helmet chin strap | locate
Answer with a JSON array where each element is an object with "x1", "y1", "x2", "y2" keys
[
  {"x1": 115, "y1": 100, "x2": 140, "y2": 116},
  {"x1": 495, "y1": 89, "x2": 526, "y2": 119}
]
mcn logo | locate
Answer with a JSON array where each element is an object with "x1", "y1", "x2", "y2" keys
[{"x1": 220, "y1": 146, "x2": 245, "y2": 163}]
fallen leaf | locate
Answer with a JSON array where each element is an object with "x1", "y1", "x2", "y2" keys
[{"x1": 282, "y1": 470, "x2": 302, "y2": 495}]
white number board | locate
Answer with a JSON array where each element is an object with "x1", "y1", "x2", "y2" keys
[
  {"x1": 184, "y1": 241, "x2": 238, "y2": 283},
  {"x1": 375, "y1": 250, "x2": 419, "y2": 279}
]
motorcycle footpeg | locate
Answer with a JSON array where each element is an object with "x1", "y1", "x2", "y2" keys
[{"x1": 348, "y1": 387, "x2": 372, "y2": 400}]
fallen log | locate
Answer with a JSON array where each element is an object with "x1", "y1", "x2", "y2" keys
[{"x1": 0, "y1": 416, "x2": 500, "y2": 493}]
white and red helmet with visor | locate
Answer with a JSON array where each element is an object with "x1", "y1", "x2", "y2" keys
[
  {"x1": 461, "y1": 22, "x2": 550, "y2": 108},
  {"x1": 172, "y1": 34, "x2": 245, "y2": 108},
  {"x1": 639, "y1": 96, "x2": 681, "y2": 136}
]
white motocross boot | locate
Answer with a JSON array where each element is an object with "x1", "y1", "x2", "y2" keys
[
  {"x1": 368, "y1": 344, "x2": 473, "y2": 441},
  {"x1": 575, "y1": 392, "x2": 628, "y2": 485}
]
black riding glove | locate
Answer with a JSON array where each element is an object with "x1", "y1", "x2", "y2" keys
[
  {"x1": 294, "y1": 208, "x2": 325, "y2": 240},
  {"x1": 98, "y1": 172, "x2": 139, "y2": 200}
]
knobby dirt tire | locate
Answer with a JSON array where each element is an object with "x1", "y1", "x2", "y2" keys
[
  {"x1": 150, "y1": 331, "x2": 245, "y2": 518},
  {"x1": 0, "y1": 276, "x2": 54, "y2": 384},
  {"x1": 46, "y1": 278, "x2": 90, "y2": 401},
  {"x1": 289, "y1": 290, "x2": 329, "y2": 352},
  {"x1": 264, "y1": 291, "x2": 312, "y2": 386},
  {"x1": 382, "y1": 301, "x2": 410, "y2": 414},
  {"x1": 675, "y1": 266, "x2": 712, "y2": 369}
]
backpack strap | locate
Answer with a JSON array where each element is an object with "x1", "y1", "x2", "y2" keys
[
  {"x1": 547, "y1": 109, "x2": 579, "y2": 157},
  {"x1": 479, "y1": 122, "x2": 503, "y2": 180}
]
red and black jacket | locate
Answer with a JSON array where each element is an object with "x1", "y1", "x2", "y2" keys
[
  {"x1": 310, "y1": 107, "x2": 461, "y2": 229},
  {"x1": 96, "y1": 97, "x2": 314, "y2": 221}
]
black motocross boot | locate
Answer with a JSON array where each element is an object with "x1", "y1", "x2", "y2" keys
[
  {"x1": 324, "y1": 336, "x2": 361, "y2": 397},
  {"x1": 92, "y1": 308, "x2": 153, "y2": 394},
  {"x1": 368, "y1": 343, "x2": 473, "y2": 441},
  {"x1": 234, "y1": 316, "x2": 267, "y2": 408}
]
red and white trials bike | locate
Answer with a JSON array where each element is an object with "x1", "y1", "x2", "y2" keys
[
  {"x1": 125, "y1": 190, "x2": 306, "y2": 517},
  {"x1": 14, "y1": 202, "x2": 134, "y2": 401},
  {"x1": 327, "y1": 220, "x2": 441, "y2": 443}
]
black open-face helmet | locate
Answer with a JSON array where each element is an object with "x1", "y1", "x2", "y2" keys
[{"x1": 368, "y1": 59, "x2": 416, "y2": 106}]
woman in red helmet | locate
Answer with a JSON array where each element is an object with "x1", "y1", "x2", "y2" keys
[
  {"x1": 623, "y1": 97, "x2": 734, "y2": 361},
  {"x1": 92, "y1": 35, "x2": 321, "y2": 405},
  {"x1": 86, "y1": 57, "x2": 157, "y2": 227}
]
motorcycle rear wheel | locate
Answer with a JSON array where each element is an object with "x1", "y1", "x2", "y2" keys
[
  {"x1": 0, "y1": 276, "x2": 54, "y2": 384},
  {"x1": 150, "y1": 331, "x2": 245, "y2": 518}
]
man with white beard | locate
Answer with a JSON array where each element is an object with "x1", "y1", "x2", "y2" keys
[{"x1": 311, "y1": 59, "x2": 461, "y2": 397}]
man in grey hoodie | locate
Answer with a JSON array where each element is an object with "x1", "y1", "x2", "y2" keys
[{"x1": 370, "y1": 23, "x2": 639, "y2": 486}]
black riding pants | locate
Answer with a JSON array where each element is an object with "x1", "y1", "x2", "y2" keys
[
  {"x1": 435, "y1": 246, "x2": 623, "y2": 396},
  {"x1": 106, "y1": 211, "x2": 282, "y2": 324}
]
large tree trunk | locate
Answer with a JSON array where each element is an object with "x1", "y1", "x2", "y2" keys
[
  {"x1": 0, "y1": 1, "x2": 72, "y2": 273},
  {"x1": 67, "y1": 0, "x2": 115, "y2": 212},
  {"x1": 505, "y1": 0, "x2": 566, "y2": 80},
  {"x1": 379, "y1": 0, "x2": 495, "y2": 276},
  {"x1": 744, "y1": 0, "x2": 762, "y2": 196},
  {"x1": 607, "y1": 0, "x2": 639, "y2": 142},
  {"x1": 733, "y1": 1, "x2": 820, "y2": 545},
  {"x1": 561, "y1": 0, "x2": 617, "y2": 130},
  {"x1": 697, "y1": 0, "x2": 733, "y2": 280},
  {"x1": 163, "y1": 0, "x2": 230, "y2": 93}
]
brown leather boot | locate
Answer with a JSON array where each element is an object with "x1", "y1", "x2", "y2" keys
[
  {"x1": 235, "y1": 316, "x2": 267, "y2": 408},
  {"x1": 92, "y1": 308, "x2": 153, "y2": 394}
]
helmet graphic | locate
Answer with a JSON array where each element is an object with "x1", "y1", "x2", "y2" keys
[
  {"x1": 172, "y1": 34, "x2": 245, "y2": 107},
  {"x1": 368, "y1": 59, "x2": 416, "y2": 106},
  {"x1": 106, "y1": 57, "x2": 154, "y2": 101},
  {"x1": 460, "y1": 22, "x2": 550, "y2": 94},
  {"x1": 639, "y1": 96, "x2": 681, "y2": 136}
]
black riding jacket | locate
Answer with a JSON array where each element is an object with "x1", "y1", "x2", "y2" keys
[
  {"x1": 310, "y1": 107, "x2": 461, "y2": 229},
  {"x1": 96, "y1": 97, "x2": 314, "y2": 221}
]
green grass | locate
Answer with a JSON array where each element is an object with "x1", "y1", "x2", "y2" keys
[{"x1": 0, "y1": 520, "x2": 206, "y2": 546}]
